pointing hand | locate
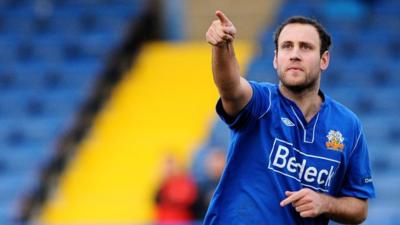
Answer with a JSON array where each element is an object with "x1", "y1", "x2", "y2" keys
[{"x1": 206, "y1": 10, "x2": 237, "y2": 46}]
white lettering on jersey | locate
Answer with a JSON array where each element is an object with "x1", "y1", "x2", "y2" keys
[{"x1": 268, "y1": 138, "x2": 340, "y2": 192}]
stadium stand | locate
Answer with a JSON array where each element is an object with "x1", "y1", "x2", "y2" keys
[
  {"x1": 2, "y1": 0, "x2": 398, "y2": 224},
  {"x1": 0, "y1": 0, "x2": 148, "y2": 224}
]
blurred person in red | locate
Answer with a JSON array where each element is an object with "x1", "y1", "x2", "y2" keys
[{"x1": 155, "y1": 155, "x2": 198, "y2": 223}]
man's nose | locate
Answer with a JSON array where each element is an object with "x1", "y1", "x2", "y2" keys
[{"x1": 289, "y1": 47, "x2": 301, "y2": 61}]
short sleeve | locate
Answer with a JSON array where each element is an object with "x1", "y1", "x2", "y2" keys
[
  {"x1": 216, "y1": 81, "x2": 272, "y2": 131},
  {"x1": 339, "y1": 128, "x2": 375, "y2": 199}
]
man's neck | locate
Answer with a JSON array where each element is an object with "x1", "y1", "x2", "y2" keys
[{"x1": 279, "y1": 84, "x2": 323, "y2": 123}]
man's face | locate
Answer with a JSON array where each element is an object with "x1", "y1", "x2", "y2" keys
[{"x1": 273, "y1": 23, "x2": 329, "y2": 93}]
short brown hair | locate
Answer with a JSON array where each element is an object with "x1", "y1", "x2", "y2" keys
[{"x1": 274, "y1": 16, "x2": 332, "y2": 56}]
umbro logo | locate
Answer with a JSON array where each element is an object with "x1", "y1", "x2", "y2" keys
[{"x1": 281, "y1": 117, "x2": 295, "y2": 127}]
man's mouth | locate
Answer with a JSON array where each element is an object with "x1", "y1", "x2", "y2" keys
[{"x1": 287, "y1": 66, "x2": 303, "y2": 72}]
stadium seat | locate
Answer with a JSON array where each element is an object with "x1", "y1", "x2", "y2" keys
[{"x1": 0, "y1": 1, "x2": 146, "y2": 223}]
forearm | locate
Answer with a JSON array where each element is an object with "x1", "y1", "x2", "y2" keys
[
  {"x1": 322, "y1": 195, "x2": 368, "y2": 224},
  {"x1": 212, "y1": 42, "x2": 242, "y2": 100},
  {"x1": 207, "y1": 11, "x2": 252, "y2": 116}
]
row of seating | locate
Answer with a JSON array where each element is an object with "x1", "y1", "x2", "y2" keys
[
  {"x1": 0, "y1": 0, "x2": 146, "y2": 224},
  {"x1": 0, "y1": 2, "x2": 144, "y2": 35},
  {"x1": 0, "y1": 33, "x2": 120, "y2": 63}
]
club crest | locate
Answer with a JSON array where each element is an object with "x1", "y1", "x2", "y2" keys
[{"x1": 326, "y1": 130, "x2": 344, "y2": 151}]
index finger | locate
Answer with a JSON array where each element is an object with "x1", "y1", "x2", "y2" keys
[
  {"x1": 280, "y1": 191, "x2": 306, "y2": 207},
  {"x1": 216, "y1": 10, "x2": 232, "y2": 26}
]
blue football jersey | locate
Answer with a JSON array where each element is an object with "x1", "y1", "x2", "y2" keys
[{"x1": 203, "y1": 81, "x2": 375, "y2": 225}]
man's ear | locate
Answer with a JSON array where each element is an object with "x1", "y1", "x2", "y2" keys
[
  {"x1": 273, "y1": 50, "x2": 277, "y2": 69},
  {"x1": 320, "y1": 51, "x2": 330, "y2": 71}
]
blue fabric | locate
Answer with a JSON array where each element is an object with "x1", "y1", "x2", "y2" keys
[{"x1": 204, "y1": 81, "x2": 375, "y2": 225}]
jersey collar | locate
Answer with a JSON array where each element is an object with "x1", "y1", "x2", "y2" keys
[{"x1": 276, "y1": 86, "x2": 328, "y2": 127}]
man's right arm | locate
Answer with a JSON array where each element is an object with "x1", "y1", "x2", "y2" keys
[{"x1": 206, "y1": 11, "x2": 252, "y2": 118}]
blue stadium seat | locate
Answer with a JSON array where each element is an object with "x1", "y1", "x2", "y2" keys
[{"x1": 0, "y1": 1, "x2": 147, "y2": 222}]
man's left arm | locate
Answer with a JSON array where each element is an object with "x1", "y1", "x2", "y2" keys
[{"x1": 280, "y1": 188, "x2": 368, "y2": 224}]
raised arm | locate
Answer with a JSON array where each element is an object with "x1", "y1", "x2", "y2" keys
[{"x1": 206, "y1": 10, "x2": 252, "y2": 117}]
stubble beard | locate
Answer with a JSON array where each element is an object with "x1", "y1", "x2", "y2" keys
[{"x1": 279, "y1": 71, "x2": 319, "y2": 94}]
